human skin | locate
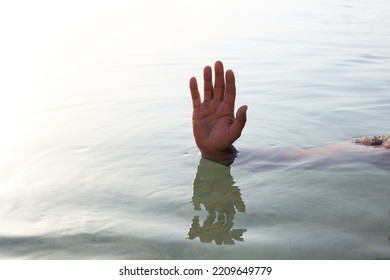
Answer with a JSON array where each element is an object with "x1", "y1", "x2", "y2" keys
[
  {"x1": 189, "y1": 61, "x2": 390, "y2": 166},
  {"x1": 189, "y1": 61, "x2": 247, "y2": 163}
]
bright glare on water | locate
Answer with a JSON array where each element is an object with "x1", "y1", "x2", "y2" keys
[{"x1": 0, "y1": 0, "x2": 390, "y2": 259}]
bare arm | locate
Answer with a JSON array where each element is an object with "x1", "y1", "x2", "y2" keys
[
  {"x1": 189, "y1": 61, "x2": 390, "y2": 169},
  {"x1": 233, "y1": 141, "x2": 390, "y2": 172}
]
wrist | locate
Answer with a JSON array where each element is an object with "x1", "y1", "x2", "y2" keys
[{"x1": 200, "y1": 145, "x2": 238, "y2": 165}]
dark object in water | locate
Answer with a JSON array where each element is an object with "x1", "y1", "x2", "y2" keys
[{"x1": 354, "y1": 135, "x2": 390, "y2": 149}]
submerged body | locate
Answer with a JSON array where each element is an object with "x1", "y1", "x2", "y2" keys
[
  {"x1": 354, "y1": 135, "x2": 390, "y2": 149},
  {"x1": 189, "y1": 61, "x2": 390, "y2": 167}
]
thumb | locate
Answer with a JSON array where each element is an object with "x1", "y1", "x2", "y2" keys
[{"x1": 230, "y1": 105, "x2": 248, "y2": 141}]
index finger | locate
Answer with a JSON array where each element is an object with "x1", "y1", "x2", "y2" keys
[{"x1": 223, "y1": 69, "x2": 236, "y2": 109}]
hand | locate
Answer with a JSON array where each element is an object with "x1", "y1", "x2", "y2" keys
[{"x1": 189, "y1": 61, "x2": 248, "y2": 162}]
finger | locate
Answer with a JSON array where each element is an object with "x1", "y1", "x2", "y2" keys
[
  {"x1": 214, "y1": 60, "x2": 225, "y2": 101},
  {"x1": 224, "y1": 69, "x2": 236, "y2": 108},
  {"x1": 189, "y1": 77, "x2": 201, "y2": 109},
  {"x1": 230, "y1": 105, "x2": 248, "y2": 141},
  {"x1": 203, "y1": 66, "x2": 213, "y2": 101}
]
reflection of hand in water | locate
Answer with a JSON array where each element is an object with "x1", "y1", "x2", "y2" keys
[{"x1": 187, "y1": 157, "x2": 246, "y2": 245}]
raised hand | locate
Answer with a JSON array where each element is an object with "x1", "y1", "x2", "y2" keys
[{"x1": 189, "y1": 61, "x2": 248, "y2": 162}]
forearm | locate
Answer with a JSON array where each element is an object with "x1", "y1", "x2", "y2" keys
[{"x1": 233, "y1": 142, "x2": 380, "y2": 171}]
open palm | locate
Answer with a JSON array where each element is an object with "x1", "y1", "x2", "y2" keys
[{"x1": 189, "y1": 61, "x2": 247, "y2": 161}]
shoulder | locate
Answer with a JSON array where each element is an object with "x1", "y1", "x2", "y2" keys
[{"x1": 354, "y1": 135, "x2": 390, "y2": 148}]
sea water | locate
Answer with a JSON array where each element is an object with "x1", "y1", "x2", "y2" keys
[{"x1": 0, "y1": 0, "x2": 390, "y2": 259}]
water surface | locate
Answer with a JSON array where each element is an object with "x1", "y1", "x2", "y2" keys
[{"x1": 0, "y1": 0, "x2": 390, "y2": 259}]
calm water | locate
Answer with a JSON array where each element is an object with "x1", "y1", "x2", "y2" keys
[{"x1": 1, "y1": 0, "x2": 390, "y2": 259}]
